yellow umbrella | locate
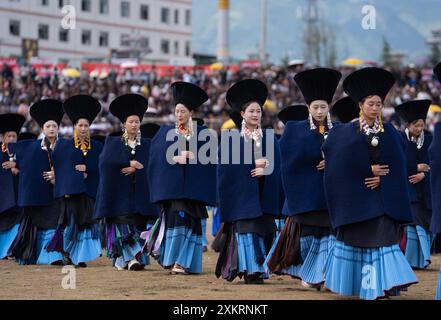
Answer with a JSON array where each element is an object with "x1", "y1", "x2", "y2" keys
[
  {"x1": 342, "y1": 58, "x2": 363, "y2": 67},
  {"x1": 263, "y1": 99, "x2": 277, "y2": 113},
  {"x1": 429, "y1": 104, "x2": 441, "y2": 113},
  {"x1": 63, "y1": 68, "x2": 81, "y2": 78},
  {"x1": 221, "y1": 119, "x2": 236, "y2": 130},
  {"x1": 210, "y1": 62, "x2": 224, "y2": 70}
]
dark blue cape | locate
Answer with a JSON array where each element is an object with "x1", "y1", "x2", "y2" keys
[
  {"x1": 93, "y1": 136, "x2": 159, "y2": 219},
  {"x1": 0, "y1": 152, "x2": 17, "y2": 214},
  {"x1": 322, "y1": 122, "x2": 412, "y2": 228},
  {"x1": 279, "y1": 120, "x2": 328, "y2": 216},
  {"x1": 430, "y1": 123, "x2": 441, "y2": 234},
  {"x1": 8, "y1": 140, "x2": 55, "y2": 207},
  {"x1": 148, "y1": 125, "x2": 217, "y2": 206},
  {"x1": 400, "y1": 132, "x2": 432, "y2": 210},
  {"x1": 53, "y1": 138, "x2": 103, "y2": 199},
  {"x1": 217, "y1": 130, "x2": 281, "y2": 223}
]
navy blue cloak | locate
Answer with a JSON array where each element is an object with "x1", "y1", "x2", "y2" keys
[
  {"x1": 8, "y1": 140, "x2": 55, "y2": 207},
  {"x1": 217, "y1": 130, "x2": 281, "y2": 223},
  {"x1": 0, "y1": 152, "x2": 17, "y2": 214},
  {"x1": 93, "y1": 136, "x2": 159, "y2": 219},
  {"x1": 322, "y1": 122, "x2": 412, "y2": 229},
  {"x1": 430, "y1": 123, "x2": 441, "y2": 235},
  {"x1": 400, "y1": 132, "x2": 432, "y2": 210},
  {"x1": 53, "y1": 138, "x2": 103, "y2": 199},
  {"x1": 148, "y1": 125, "x2": 217, "y2": 206},
  {"x1": 279, "y1": 120, "x2": 328, "y2": 216}
]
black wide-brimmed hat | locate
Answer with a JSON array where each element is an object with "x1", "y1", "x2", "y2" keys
[
  {"x1": 332, "y1": 96, "x2": 360, "y2": 124},
  {"x1": 109, "y1": 94, "x2": 148, "y2": 123},
  {"x1": 395, "y1": 99, "x2": 431, "y2": 124},
  {"x1": 63, "y1": 94, "x2": 101, "y2": 125},
  {"x1": 277, "y1": 105, "x2": 309, "y2": 125},
  {"x1": 0, "y1": 113, "x2": 26, "y2": 135},
  {"x1": 226, "y1": 79, "x2": 268, "y2": 112},
  {"x1": 343, "y1": 67, "x2": 395, "y2": 103},
  {"x1": 192, "y1": 117, "x2": 205, "y2": 126},
  {"x1": 171, "y1": 81, "x2": 208, "y2": 112},
  {"x1": 293, "y1": 68, "x2": 342, "y2": 104},
  {"x1": 140, "y1": 123, "x2": 160, "y2": 139},
  {"x1": 18, "y1": 132, "x2": 38, "y2": 141},
  {"x1": 91, "y1": 134, "x2": 106, "y2": 144},
  {"x1": 229, "y1": 110, "x2": 243, "y2": 129},
  {"x1": 29, "y1": 99, "x2": 64, "y2": 128}
]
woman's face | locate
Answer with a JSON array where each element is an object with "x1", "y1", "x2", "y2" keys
[
  {"x1": 43, "y1": 120, "x2": 59, "y2": 139},
  {"x1": 408, "y1": 119, "x2": 425, "y2": 137},
  {"x1": 308, "y1": 100, "x2": 329, "y2": 123},
  {"x1": 241, "y1": 102, "x2": 262, "y2": 128},
  {"x1": 74, "y1": 118, "x2": 90, "y2": 140},
  {"x1": 360, "y1": 95, "x2": 383, "y2": 121},
  {"x1": 124, "y1": 115, "x2": 141, "y2": 136},
  {"x1": 175, "y1": 103, "x2": 192, "y2": 126},
  {"x1": 3, "y1": 131, "x2": 18, "y2": 144}
]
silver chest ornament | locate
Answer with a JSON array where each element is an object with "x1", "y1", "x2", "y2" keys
[
  {"x1": 371, "y1": 136, "x2": 379, "y2": 147},
  {"x1": 131, "y1": 149, "x2": 136, "y2": 155}
]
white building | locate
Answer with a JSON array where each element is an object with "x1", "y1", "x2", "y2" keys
[{"x1": 0, "y1": 0, "x2": 193, "y2": 64}]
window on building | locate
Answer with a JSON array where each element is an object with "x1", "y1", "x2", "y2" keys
[
  {"x1": 174, "y1": 9, "x2": 179, "y2": 24},
  {"x1": 81, "y1": 0, "x2": 91, "y2": 12},
  {"x1": 38, "y1": 24, "x2": 49, "y2": 40},
  {"x1": 121, "y1": 1, "x2": 130, "y2": 18},
  {"x1": 99, "y1": 32, "x2": 109, "y2": 47},
  {"x1": 185, "y1": 9, "x2": 191, "y2": 26},
  {"x1": 140, "y1": 5, "x2": 149, "y2": 20},
  {"x1": 59, "y1": 0, "x2": 70, "y2": 8},
  {"x1": 82, "y1": 30, "x2": 92, "y2": 45},
  {"x1": 161, "y1": 39, "x2": 170, "y2": 54},
  {"x1": 41, "y1": 0, "x2": 49, "y2": 6},
  {"x1": 185, "y1": 41, "x2": 191, "y2": 56},
  {"x1": 174, "y1": 41, "x2": 179, "y2": 55},
  {"x1": 120, "y1": 34, "x2": 130, "y2": 47},
  {"x1": 99, "y1": 0, "x2": 108, "y2": 14},
  {"x1": 161, "y1": 7, "x2": 170, "y2": 24},
  {"x1": 9, "y1": 20, "x2": 20, "y2": 37},
  {"x1": 59, "y1": 28, "x2": 69, "y2": 42}
]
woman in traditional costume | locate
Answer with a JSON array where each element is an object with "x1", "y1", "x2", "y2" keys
[
  {"x1": 430, "y1": 62, "x2": 441, "y2": 300},
  {"x1": 47, "y1": 95, "x2": 103, "y2": 267},
  {"x1": 9, "y1": 99, "x2": 64, "y2": 265},
  {"x1": 395, "y1": 99, "x2": 433, "y2": 269},
  {"x1": 94, "y1": 94, "x2": 158, "y2": 271},
  {"x1": 146, "y1": 82, "x2": 216, "y2": 275},
  {"x1": 0, "y1": 114, "x2": 25, "y2": 259},
  {"x1": 216, "y1": 79, "x2": 280, "y2": 284},
  {"x1": 322, "y1": 67, "x2": 418, "y2": 300},
  {"x1": 266, "y1": 68, "x2": 341, "y2": 289}
]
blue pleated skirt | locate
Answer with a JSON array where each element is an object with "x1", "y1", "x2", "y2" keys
[
  {"x1": 211, "y1": 207, "x2": 221, "y2": 237},
  {"x1": 404, "y1": 225, "x2": 433, "y2": 269},
  {"x1": 158, "y1": 223, "x2": 203, "y2": 274},
  {"x1": 324, "y1": 240, "x2": 418, "y2": 300},
  {"x1": 436, "y1": 268, "x2": 441, "y2": 300},
  {"x1": 201, "y1": 218, "x2": 208, "y2": 247},
  {"x1": 63, "y1": 225, "x2": 102, "y2": 265},
  {"x1": 236, "y1": 233, "x2": 267, "y2": 277},
  {"x1": 0, "y1": 224, "x2": 19, "y2": 259},
  {"x1": 275, "y1": 219, "x2": 285, "y2": 237},
  {"x1": 298, "y1": 235, "x2": 336, "y2": 285},
  {"x1": 264, "y1": 234, "x2": 313, "y2": 277},
  {"x1": 36, "y1": 229, "x2": 63, "y2": 265}
]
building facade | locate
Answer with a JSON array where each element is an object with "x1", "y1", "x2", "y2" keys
[{"x1": 0, "y1": 0, "x2": 193, "y2": 64}]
